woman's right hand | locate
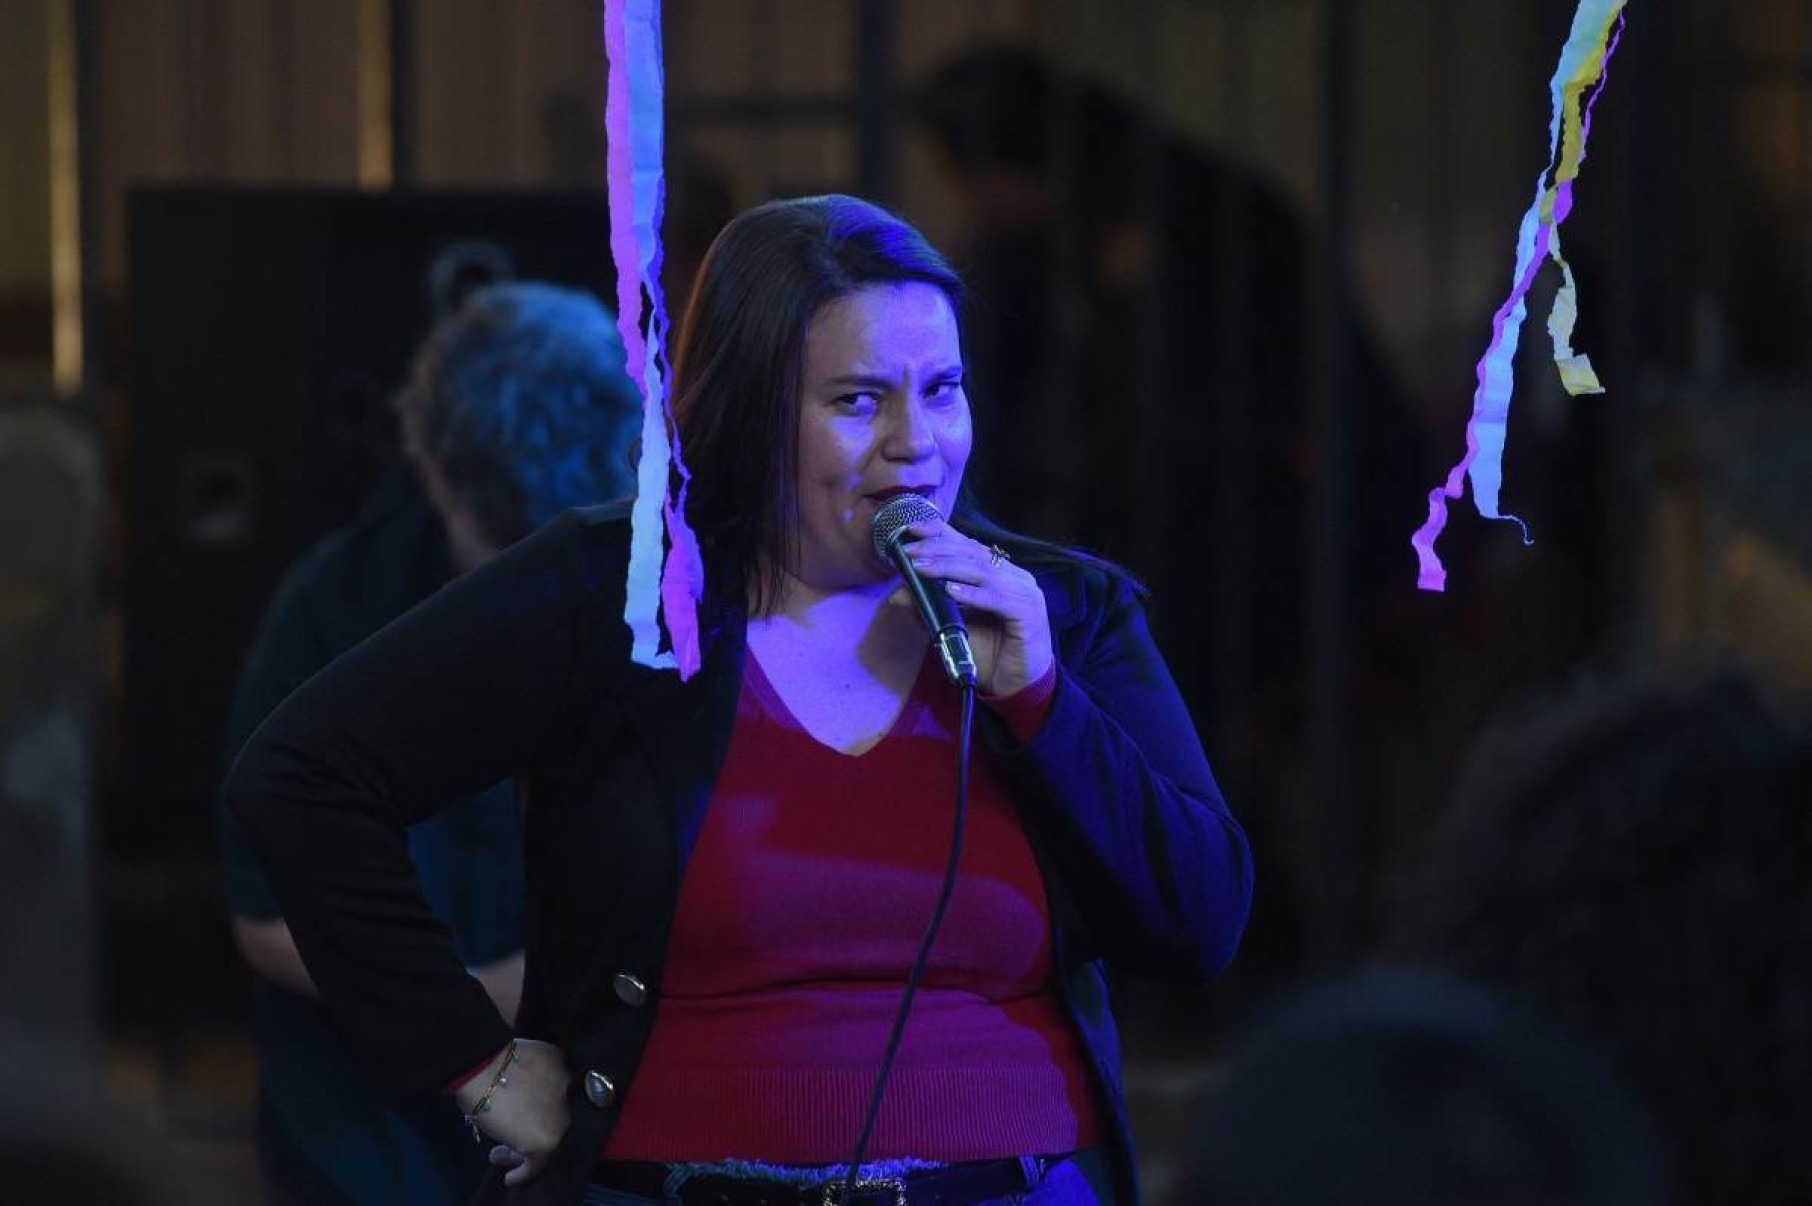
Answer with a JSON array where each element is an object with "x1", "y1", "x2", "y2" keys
[{"x1": 456, "y1": 1038, "x2": 571, "y2": 1186}]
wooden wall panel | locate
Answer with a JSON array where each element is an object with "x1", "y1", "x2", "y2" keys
[
  {"x1": 88, "y1": 0, "x2": 366, "y2": 289},
  {"x1": 413, "y1": 0, "x2": 603, "y2": 188}
]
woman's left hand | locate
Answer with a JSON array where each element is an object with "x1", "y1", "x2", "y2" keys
[{"x1": 896, "y1": 521, "x2": 1054, "y2": 697}]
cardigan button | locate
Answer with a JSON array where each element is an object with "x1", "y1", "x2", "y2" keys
[
  {"x1": 583, "y1": 1070, "x2": 618, "y2": 1109},
  {"x1": 612, "y1": 972, "x2": 649, "y2": 1007}
]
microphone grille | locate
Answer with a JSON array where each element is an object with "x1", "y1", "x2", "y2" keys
[{"x1": 870, "y1": 494, "x2": 943, "y2": 560}]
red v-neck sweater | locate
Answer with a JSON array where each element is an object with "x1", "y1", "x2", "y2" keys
[{"x1": 598, "y1": 652, "x2": 1104, "y2": 1163}]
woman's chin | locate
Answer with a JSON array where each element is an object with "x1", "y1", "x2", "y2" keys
[{"x1": 784, "y1": 554, "x2": 896, "y2": 598}]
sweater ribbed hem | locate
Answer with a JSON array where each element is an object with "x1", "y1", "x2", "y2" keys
[{"x1": 601, "y1": 1063, "x2": 1103, "y2": 1164}]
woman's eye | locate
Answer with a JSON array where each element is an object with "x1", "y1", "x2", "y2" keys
[
  {"x1": 833, "y1": 392, "x2": 878, "y2": 413},
  {"x1": 927, "y1": 377, "x2": 964, "y2": 400}
]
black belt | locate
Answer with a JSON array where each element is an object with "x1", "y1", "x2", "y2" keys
[{"x1": 590, "y1": 1156, "x2": 1041, "y2": 1206}]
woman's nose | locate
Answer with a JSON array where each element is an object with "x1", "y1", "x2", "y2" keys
[{"x1": 882, "y1": 397, "x2": 938, "y2": 459}]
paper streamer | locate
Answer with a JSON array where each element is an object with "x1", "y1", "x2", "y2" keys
[
  {"x1": 605, "y1": 0, "x2": 703, "y2": 676},
  {"x1": 1411, "y1": 1, "x2": 1628, "y2": 592}
]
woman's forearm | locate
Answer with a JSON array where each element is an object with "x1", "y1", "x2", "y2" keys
[{"x1": 233, "y1": 914, "x2": 524, "y2": 1026}]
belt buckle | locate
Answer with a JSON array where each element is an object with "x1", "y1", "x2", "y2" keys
[{"x1": 820, "y1": 1177, "x2": 907, "y2": 1206}]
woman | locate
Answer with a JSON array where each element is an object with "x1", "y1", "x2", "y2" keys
[{"x1": 227, "y1": 195, "x2": 1252, "y2": 1206}]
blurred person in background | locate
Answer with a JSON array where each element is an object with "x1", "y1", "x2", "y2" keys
[
  {"x1": 1381, "y1": 668, "x2": 1812, "y2": 1204},
  {"x1": 219, "y1": 281, "x2": 643, "y2": 1205},
  {"x1": 1186, "y1": 969, "x2": 1663, "y2": 1206},
  {"x1": 910, "y1": 46, "x2": 1438, "y2": 982}
]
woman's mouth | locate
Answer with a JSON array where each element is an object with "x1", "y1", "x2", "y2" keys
[{"x1": 866, "y1": 485, "x2": 937, "y2": 505}]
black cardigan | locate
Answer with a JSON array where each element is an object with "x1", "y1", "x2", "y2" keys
[{"x1": 225, "y1": 503, "x2": 1253, "y2": 1205}]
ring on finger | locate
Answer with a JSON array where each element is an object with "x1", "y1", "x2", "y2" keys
[{"x1": 988, "y1": 544, "x2": 1010, "y2": 569}]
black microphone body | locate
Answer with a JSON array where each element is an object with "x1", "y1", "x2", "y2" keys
[{"x1": 869, "y1": 495, "x2": 978, "y2": 687}]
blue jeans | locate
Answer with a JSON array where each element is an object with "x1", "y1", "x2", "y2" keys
[{"x1": 582, "y1": 1151, "x2": 1115, "y2": 1206}]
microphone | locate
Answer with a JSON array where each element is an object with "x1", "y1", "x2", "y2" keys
[{"x1": 870, "y1": 494, "x2": 978, "y2": 687}]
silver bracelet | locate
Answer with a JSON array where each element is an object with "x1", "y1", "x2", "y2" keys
[{"x1": 461, "y1": 1039, "x2": 519, "y2": 1143}]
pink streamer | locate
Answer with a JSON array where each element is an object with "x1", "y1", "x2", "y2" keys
[{"x1": 605, "y1": 0, "x2": 703, "y2": 677}]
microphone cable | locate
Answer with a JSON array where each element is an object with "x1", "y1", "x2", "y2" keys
[{"x1": 833, "y1": 677, "x2": 975, "y2": 1205}]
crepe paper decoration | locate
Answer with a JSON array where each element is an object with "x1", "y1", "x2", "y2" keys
[
  {"x1": 605, "y1": 0, "x2": 703, "y2": 676},
  {"x1": 1411, "y1": 0, "x2": 1628, "y2": 592}
]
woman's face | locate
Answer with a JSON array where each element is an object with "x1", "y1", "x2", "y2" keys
[{"x1": 789, "y1": 281, "x2": 971, "y2": 591}]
